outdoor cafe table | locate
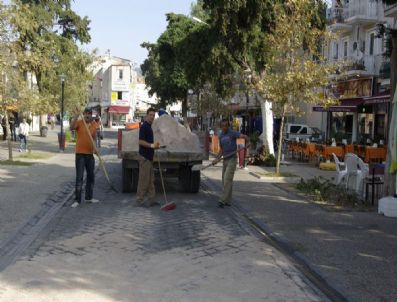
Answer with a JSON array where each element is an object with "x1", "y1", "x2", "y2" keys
[
  {"x1": 323, "y1": 146, "x2": 344, "y2": 160},
  {"x1": 365, "y1": 147, "x2": 387, "y2": 163}
]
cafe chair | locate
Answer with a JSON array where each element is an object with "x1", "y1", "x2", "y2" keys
[
  {"x1": 363, "y1": 163, "x2": 385, "y2": 205},
  {"x1": 344, "y1": 153, "x2": 363, "y2": 192},
  {"x1": 332, "y1": 152, "x2": 347, "y2": 185}
]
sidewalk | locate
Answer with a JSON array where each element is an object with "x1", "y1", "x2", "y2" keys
[
  {"x1": 0, "y1": 127, "x2": 116, "y2": 247},
  {"x1": 202, "y1": 161, "x2": 397, "y2": 302},
  {"x1": 0, "y1": 127, "x2": 76, "y2": 245}
]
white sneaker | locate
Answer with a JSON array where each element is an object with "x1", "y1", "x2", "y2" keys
[
  {"x1": 71, "y1": 201, "x2": 80, "y2": 208},
  {"x1": 85, "y1": 198, "x2": 99, "y2": 203}
]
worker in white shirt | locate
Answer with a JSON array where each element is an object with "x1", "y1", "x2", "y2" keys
[{"x1": 18, "y1": 118, "x2": 29, "y2": 152}]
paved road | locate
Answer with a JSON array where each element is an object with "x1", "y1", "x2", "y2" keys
[
  {"x1": 0, "y1": 149, "x2": 327, "y2": 301},
  {"x1": 203, "y1": 165, "x2": 397, "y2": 302}
]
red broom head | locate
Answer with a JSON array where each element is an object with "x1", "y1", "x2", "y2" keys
[{"x1": 160, "y1": 202, "x2": 176, "y2": 211}]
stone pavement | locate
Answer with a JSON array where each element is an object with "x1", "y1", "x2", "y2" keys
[
  {"x1": 0, "y1": 126, "x2": 114, "y2": 247},
  {"x1": 203, "y1": 162, "x2": 397, "y2": 302},
  {"x1": 0, "y1": 153, "x2": 328, "y2": 302}
]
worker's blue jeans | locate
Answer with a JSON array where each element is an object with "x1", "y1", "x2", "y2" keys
[{"x1": 75, "y1": 154, "x2": 95, "y2": 203}]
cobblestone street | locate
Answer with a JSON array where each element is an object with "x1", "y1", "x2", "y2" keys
[{"x1": 0, "y1": 154, "x2": 326, "y2": 302}]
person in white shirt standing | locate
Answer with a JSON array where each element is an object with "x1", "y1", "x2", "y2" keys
[{"x1": 18, "y1": 118, "x2": 29, "y2": 152}]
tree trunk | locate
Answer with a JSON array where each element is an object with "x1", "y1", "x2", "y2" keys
[
  {"x1": 276, "y1": 107, "x2": 286, "y2": 175},
  {"x1": 4, "y1": 112, "x2": 13, "y2": 161},
  {"x1": 384, "y1": 31, "x2": 397, "y2": 196},
  {"x1": 182, "y1": 97, "x2": 191, "y2": 132},
  {"x1": 260, "y1": 101, "x2": 275, "y2": 155}
]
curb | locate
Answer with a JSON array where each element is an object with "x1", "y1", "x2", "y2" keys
[
  {"x1": 0, "y1": 146, "x2": 116, "y2": 272},
  {"x1": 0, "y1": 182, "x2": 75, "y2": 271}
]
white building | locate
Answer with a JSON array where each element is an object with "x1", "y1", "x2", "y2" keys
[
  {"x1": 305, "y1": 0, "x2": 393, "y2": 144},
  {"x1": 132, "y1": 74, "x2": 159, "y2": 119},
  {"x1": 88, "y1": 52, "x2": 135, "y2": 127}
]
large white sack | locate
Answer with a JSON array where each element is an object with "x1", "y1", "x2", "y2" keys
[{"x1": 122, "y1": 115, "x2": 201, "y2": 153}]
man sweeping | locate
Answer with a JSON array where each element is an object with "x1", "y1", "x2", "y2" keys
[
  {"x1": 213, "y1": 119, "x2": 249, "y2": 208},
  {"x1": 136, "y1": 108, "x2": 161, "y2": 207},
  {"x1": 70, "y1": 108, "x2": 99, "y2": 208}
]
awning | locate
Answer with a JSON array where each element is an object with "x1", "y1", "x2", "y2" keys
[
  {"x1": 312, "y1": 98, "x2": 364, "y2": 112},
  {"x1": 363, "y1": 95, "x2": 390, "y2": 105},
  {"x1": 108, "y1": 106, "x2": 129, "y2": 114}
]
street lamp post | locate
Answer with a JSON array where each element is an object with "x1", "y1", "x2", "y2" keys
[{"x1": 59, "y1": 75, "x2": 66, "y2": 151}]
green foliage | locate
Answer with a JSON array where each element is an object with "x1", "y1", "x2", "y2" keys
[
  {"x1": 251, "y1": 146, "x2": 276, "y2": 167},
  {"x1": 8, "y1": 0, "x2": 92, "y2": 115},
  {"x1": 296, "y1": 177, "x2": 365, "y2": 207},
  {"x1": 0, "y1": 160, "x2": 33, "y2": 166}
]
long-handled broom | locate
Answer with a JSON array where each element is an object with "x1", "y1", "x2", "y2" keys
[
  {"x1": 157, "y1": 153, "x2": 176, "y2": 211},
  {"x1": 192, "y1": 144, "x2": 251, "y2": 171},
  {"x1": 80, "y1": 113, "x2": 118, "y2": 193}
]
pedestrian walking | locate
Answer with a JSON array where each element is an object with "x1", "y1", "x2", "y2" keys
[
  {"x1": 1, "y1": 116, "x2": 7, "y2": 141},
  {"x1": 18, "y1": 118, "x2": 29, "y2": 152},
  {"x1": 136, "y1": 107, "x2": 161, "y2": 207},
  {"x1": 94, "y1": 116, "x2": 103, "y2": 148},
  {"x1": 9, "y1": 115, "x2": 16, "y2": 142},
  {"x1": 70, "y1": 108, "x2": 100, "y2": 208},
  {"x1": 213, "y1": 119, "x2": 249, "y2": 208}
]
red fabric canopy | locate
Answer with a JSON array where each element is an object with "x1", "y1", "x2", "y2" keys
[{"x1": 108, "y1": 106, "x2": 129, "y2": 114}]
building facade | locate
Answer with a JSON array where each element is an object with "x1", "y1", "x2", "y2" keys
[
  {"x1": 307, "y1": 0, "x2": 393, "y2": 144},
  {"x1": 88, "y1": 53, "x2": 136, "y2": 127}
]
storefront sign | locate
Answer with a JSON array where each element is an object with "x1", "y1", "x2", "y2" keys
[
  {"x1": 331, "y1": 78, "x2": 373, "y2": 99},
  {"x1": 111, "y1": 91, "x2": 129, "y2": 106}
]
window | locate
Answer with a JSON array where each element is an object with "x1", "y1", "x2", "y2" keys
[
  {"x1": 333, "y1": 42, "x2": 339, "y2": 60},
  {"x1": 343, "y1": 41, "x2": 348, "y2": 57},
  {"x1": 290, "y1": 126, "x2": 301, "y2": 134},
  {"x1": 369, "y1": 33, "x2": 375, "y2": 55},
  {"x1": 119, "y1": 69, "x2": 123, "y2": 80},
  {"x1": 117, "y1": 91, "x2": 122, "y2": 100},
  {"x1": 300, "y1": 127, "x2": 308, "y2": 134}
]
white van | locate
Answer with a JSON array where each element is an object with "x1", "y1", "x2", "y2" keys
[{"x1": 284, "y1": 123, "x2": 323, "y2": 142}]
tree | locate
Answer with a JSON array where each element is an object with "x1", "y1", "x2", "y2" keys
[
  {"x1": 376, "y1": 0, "x2": 397, "y2": 196},
  {"x1": 9, "y1": 0, "x2": 91, "y2": 119},
  {"x1": 256, "y1": 0, "x2": 337, "y2": 174},
  {"x1": 0, "y1": 2, "x2": 36, "y2": 160},
  {"x1": 141, "y1": 13, "x2": 204, "y2": 119}
]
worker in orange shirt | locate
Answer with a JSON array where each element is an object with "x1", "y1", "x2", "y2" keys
[{"x1": 70, "y1": 108, "x2": 99, "y2": 208}]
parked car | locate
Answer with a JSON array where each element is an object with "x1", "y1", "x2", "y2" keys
[{"x1": 283, "y1": 123, "x2": 323, "y2": 142}]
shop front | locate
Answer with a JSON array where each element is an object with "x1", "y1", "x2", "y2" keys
[
  {"x1": 361, "y1": 94, "x2": 390, "y2": 143},
  {"x1": 107, "y1": 105, "x2": 130, "y2": 127}
]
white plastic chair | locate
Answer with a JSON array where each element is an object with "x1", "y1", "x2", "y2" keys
[
  {"x1": 357, "y1": 158, "x2": 369, "y2": 197},
  {"x1": 332, "y1": 152, "x2": 347, "y2": 185},
  {"x1": 344, "y1": 153, "x2": 362, "y2": 192}
]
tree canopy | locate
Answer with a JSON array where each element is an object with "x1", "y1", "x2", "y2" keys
[{"x1": 7, "y1": 0, "x2": 93, "y2": 115}]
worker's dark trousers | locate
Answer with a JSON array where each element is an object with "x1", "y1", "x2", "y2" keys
[{"x1": 75, "y1": 154, "x2": 95, "y2": 203}]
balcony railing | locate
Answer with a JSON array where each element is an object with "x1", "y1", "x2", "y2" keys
[
  {"x1": 327, "y1": 8, "x2": 347, "y2": 25},
  {"x1": 346, "y1": 2, "x2": 378, "y2": 19},
  {"x1": 327, "y1": 1, "x2": 379, "y2": 24},
  {"x1": 330, "y1": 54, "x2": 389, "y2": 76}
]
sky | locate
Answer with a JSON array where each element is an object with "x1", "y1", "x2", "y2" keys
[{"x1": 72, "y1": 0, "x2": 194, "y2": 66}]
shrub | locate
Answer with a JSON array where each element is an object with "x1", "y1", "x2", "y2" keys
[{"x1": 251, "y1": 146, "x2": 276, "y2": 167}]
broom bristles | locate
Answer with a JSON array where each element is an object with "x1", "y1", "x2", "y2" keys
[{"x1": 160, "y1": 202, "x2": 176, "y2": 211}]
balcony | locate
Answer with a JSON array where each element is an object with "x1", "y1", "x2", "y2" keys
[
  {"x1": 384, "y1": 3, "x2": 397, "y2": 18},
  {"x1": 332, "y1": 55, "x2": 387, "y2": 77},
  {"x1": 344, "y1": 1, "x2": 379, "y2": 25},
  {"x1": 327, "y1": 8, "x2": 353, "y2": 33}
]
